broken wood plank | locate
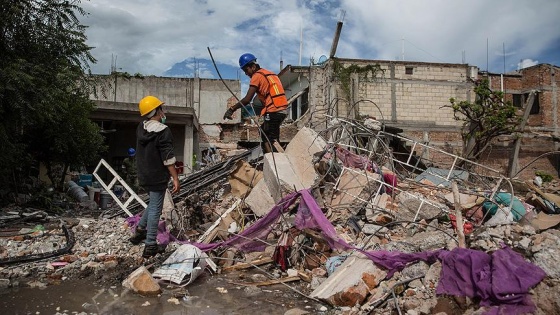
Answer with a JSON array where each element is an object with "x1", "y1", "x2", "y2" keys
[
  {"x1": 452, "y1": 181, "x2": 466, "y2": 248},
  {"x1": 526, "y1": 181, "x2": 560, "y2": 206},
  {"x1": 297, "y1": 270, "x2": 312, "y2": 283},
  {"x1": 230, "y1": 275, "x2": 300, "y2": 287},
  {"x1": 197, "y1": 199, "x2": 241, "y2": 243},
  {"x1": 273, "y1": 141, "x2": 285, "y2": 153},
  {"x1": 221, "y1": 257, "x2": 273, "y2": 272}
]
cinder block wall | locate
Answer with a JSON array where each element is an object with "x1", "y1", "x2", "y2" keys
[
  {"x1": 90, "y1": 75, "x2": 240, "y2": 124},
  {"x1": 315, "y1": 59, "x2": 475, "y2": 128},
  {"x1": 307, "y1": 60, "x2": 560, "y2": 180}
]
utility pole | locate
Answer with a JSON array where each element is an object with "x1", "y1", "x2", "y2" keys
[
  {"x1": 329, "y1": 10, "x2": 345, "y2": 58},
  {"x1": 111, "y1": 54, "x2": 117, "y2": 102},
  {"x1": 401, "y1": 37, "x2": 405, "y2": 61},
  {"x1": 299, "y1": 23, "x2": 303, "y2": 66}
]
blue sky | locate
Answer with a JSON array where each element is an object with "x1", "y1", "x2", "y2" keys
[{"x1": 80, "y1": 0, "x2": 560, "y2": 82}]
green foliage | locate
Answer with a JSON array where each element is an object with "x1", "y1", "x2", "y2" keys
[
  {"x1": 0, "y1": 0, "x2": 105, "y2": 197},
  {"x1": 535, "y1": 171, "x2": 554, "y2": 182},
  {"x1": 445, "y1": 79, "x2": 521, "y2": 161},
  {"x1": 332, "y1": 59, "x2": 384, "y2": 102}
]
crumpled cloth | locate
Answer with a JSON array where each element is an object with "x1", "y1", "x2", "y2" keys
[
  {"x1": 127, "y1": 189, "x2": 546, "y2": 314},
  {"x1": 436, "y1": 246, "x2": 546, "y2": 314}
]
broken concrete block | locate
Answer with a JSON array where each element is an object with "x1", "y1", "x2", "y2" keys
[
  {"x1": 365, "y1": 193, "x2": 391, "y2": 222},
  {"x1": 263, "y1": 152, "x2": 306, "y2": 202},
  {"x1": 361, "y1": 224, "x2": 389, "y2": 235},
  {"x1": 244, "y1": 178, "x2": 276, "y2": 217},
  {"x1": 122, "y1": 266, "x2": 161, "y2": 296},
  {"x1": 285, "y1": 127, "x2": 327, "y2": 187},
  {"x1": 330, "y1": 168, "x2": 382, "y2": 212},
  {"x1": 397, "y1": 192, "x2": 445, "y2": 221},
  {"x1": 408, "y1": 231, "x2": 449, "y2": 252},
  {"x1": 197, "y1": 199, "x2": 241, "y2": 243},
  {"x1": 229, "y1": 160, "x2": 263, "y2": 198},
  {"x1": 444, "y1": 192, "x2": 483, "y2": 209},
  {"x1": 310, "y1": 253, "x2": 387, "y2": 307}
]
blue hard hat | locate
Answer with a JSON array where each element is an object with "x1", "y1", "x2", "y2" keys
[
  {"x1": 127, "y1": 148, "x2": 136, "y2": 156},
  {"x1": 239, "y1": 53, "x2": 257, "y2": 69}
]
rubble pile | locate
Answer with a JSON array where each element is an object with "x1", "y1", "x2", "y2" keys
[
  {"x1": 0, "y1": 216, "x2": 150, "y2": 288},
  {"x1": 1, "y1": 120, "x2": 560, "y2": 314}
]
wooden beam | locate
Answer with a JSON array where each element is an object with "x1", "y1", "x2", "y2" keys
[
  {"x1": 221, "y1": 257, "x2": 273, "y2": 272},
  {"x1": 452, "y1": 181, "x2": 466, "y2": 248},
  {"x1": 273, "y1": 141, "x2": 285, "y2": 153},
  {"x1": 230, "y1": 275, "x2": 301, "y2": 287},
  {"x1": 197, "y1": 199, "x2": 240, "y2": 243}
]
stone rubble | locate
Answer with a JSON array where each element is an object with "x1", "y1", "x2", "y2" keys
[{"x1": 1, "y1": 125, "x2": 560, "y2": 315}]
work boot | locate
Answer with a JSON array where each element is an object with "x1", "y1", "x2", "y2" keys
[
  {"x1": 128, "y1": 227, "x2": 147, "y2": 245},
  {"x1": 142, "y1": 243, "x2": 167, "y2": 258}
]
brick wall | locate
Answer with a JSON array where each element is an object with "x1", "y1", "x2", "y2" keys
[
  {"x1": 310, "y1": 59, "x2": 475, "y2": 128},
  {"x1": 303, "y1": 61, "x2": 560, "y2": 180}
]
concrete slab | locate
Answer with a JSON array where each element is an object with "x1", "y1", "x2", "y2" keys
[
  {"x1": 310, "y1": 253, "x2": 386, "y2": 307},
  {"x1": 331, "y1": 168, "x2": 382, "y2": 209},
  {"x1": 285, "y1": 127, "x2": 327, "y2": 188},
  {"x1": 245, "y1": 178, "x2": 276, "y2": 217},
  {"x1": 263, "y1": 152, "x2": 306, "y2": 202}
]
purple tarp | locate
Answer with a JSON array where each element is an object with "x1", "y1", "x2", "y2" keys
[{"x1": 127, "y1": 189, "x2": 546, "y2": 314}]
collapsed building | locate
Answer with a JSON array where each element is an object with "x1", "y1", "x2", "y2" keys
[
  {"x1": 3, "y1": 41, "x2": 560, "y2": 314},
  {"x1": 3, "y1": 119, "x2": 558, "y2": 314},
  {"x1": 163, "y1": 124, "x2": 558, "y2": 314}
]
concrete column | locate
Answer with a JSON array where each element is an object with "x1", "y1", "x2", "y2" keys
[
  {"x1": 390, "y1": 64, "x2": 397, "y2": 121},
  {"x1": 183, "y1": 120, "x2": 194, "y2": 174},
  {"x1": 351, "y1": 72, "x2": 359, "y2": 119},
  {"x1": 193, "y1": 77, "x2": 201, "y2": 116}
]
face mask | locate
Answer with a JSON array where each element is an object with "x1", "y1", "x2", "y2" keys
[{"x1": 161, "y1": 114, "x2": 167, "y2": 124}]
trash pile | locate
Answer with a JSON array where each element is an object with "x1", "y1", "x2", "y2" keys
[{"x1": 1, "y1": 119, "x2": 560, "y2": 315}]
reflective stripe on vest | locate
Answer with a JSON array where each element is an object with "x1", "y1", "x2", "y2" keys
[{"x1": 255, "y1": 69, "x2": 288, "y2": 116}]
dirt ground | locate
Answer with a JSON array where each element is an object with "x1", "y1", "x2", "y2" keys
[{"x1": 0, "y1": 271, "x2": 322, "y2": 315}]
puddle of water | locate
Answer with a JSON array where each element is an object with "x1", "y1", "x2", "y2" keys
[{"x1": 0, "y1": 272, "x2": 321, "y2": 315}]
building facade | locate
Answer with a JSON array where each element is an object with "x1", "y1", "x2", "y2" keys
[
  {"x1": 90, "y1": 74, "x2": 240, "y2": 174},
  {"x1": 279, "y1": 59, "x2": 560, "y2": 179}
]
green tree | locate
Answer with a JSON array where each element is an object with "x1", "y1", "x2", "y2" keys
[
  {"x1": 445, "y1": 79, "x2": 521, "y2": 162},
  {"x1": 0, "y1": 0, "x2": 105, "y2": 197}
]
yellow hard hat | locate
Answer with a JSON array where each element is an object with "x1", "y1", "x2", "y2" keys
[{"x1": 138, "y1": 96, "x2": 164, "y2": 116}]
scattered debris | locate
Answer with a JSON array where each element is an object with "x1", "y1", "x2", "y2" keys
[
  {"x1": 1, "y1": 118, "x2": 560, "y2": 314},
  {"x1": 122, "y1": 266, "x2": 161, "y2": 296},
  {"x1": 152, "y1": 244, "x2": 214, "y2": 286}
]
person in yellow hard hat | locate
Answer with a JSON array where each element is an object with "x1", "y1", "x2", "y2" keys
[{"x1": 129, "y1": 95, "x2": 180, "y2": 258}]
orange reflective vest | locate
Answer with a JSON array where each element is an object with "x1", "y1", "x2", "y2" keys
[{"x1": 252, "y1": 69, "x2": 288, "y2": 116}]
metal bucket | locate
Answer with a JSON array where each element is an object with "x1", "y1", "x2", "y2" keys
[{"x1": 99, "y1": 190, "x2": 112, "y2": 210}]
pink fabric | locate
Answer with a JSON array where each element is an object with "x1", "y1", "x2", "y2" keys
[
  {"x1": 383, "y1": 173, "x2": 397, "y2": 195},
  {"x1": 335, "y1": 146, "x2": 375, "y2": 172},
  {"x1": 127, "y1": 189, "x2": 545, "y2": 314}
]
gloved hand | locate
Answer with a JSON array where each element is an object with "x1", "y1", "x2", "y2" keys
[{"x1": 223, "y1": 107, "x2": 234, "y2": 120}]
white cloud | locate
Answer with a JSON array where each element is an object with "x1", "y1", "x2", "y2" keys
[
  {"x1": 518, "y1": 59, "x2": 539, "y2": 70},
  {"x1": 79, "y1": 0, "x2": 560, "y2": 76},
  {"x1": 339, "y1": 0, "x2": 560, "y2": 71}
]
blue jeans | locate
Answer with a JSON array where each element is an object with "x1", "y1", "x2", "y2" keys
[{"x1": 137, "y1": 190, "x2": 165, "y2": 245}]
